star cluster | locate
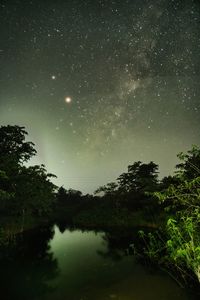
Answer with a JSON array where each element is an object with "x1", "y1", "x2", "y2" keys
[{"x1": 0, "y1": 0, "x2": 200, "y2": 193}]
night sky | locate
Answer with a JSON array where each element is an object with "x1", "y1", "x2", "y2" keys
[{"x1": 0, "y1": 0, "x2": 200, "y2": 193}]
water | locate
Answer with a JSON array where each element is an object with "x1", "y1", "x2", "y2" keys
[{"x1": 0, "y1": 225, "x2": 198, "y2": 300}]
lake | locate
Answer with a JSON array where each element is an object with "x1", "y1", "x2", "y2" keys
[{"x1": 0, "y1": 225, "x2": 198, "y2": 300}]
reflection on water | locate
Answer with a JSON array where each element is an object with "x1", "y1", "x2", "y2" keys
[
  {"x1": 0, "y1": 226, "x2": 58, "y2": 300},
  {"x1": 0, "y1": 225, "x2": 198, "y2": 300}
]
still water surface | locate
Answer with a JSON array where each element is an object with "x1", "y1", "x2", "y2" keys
[{"x1": 0, "y1": 225, "x2": 198, "y2": 300}]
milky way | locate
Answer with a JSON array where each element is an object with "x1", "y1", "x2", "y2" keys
[{"x1": 0, "y1": 0, "x2": 200, "y2": 193}]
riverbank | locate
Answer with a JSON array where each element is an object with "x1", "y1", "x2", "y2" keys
[
  {"x1": 0, "y1": 206, "x2": 161, "y2": 245},
  {"x1": 0, "y1": 211, "x2": 199, "y2": 295},
  {"x1": 0, "y1": 225, "x2": 199, "y2": 300},
  {"x1": 0, "y1": 215, "x2": 51, "y2": 240}
]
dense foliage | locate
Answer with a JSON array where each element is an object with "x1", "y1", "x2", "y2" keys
[
  {"x1": 0, "y1": 124, "x2": 199, "y2": 288},
  {"x1": 0, "y1": 125, "x2": 57, "y2": 221},
  {"x1": 139, "y1": 146, "x2": 200, "y2": 286}
]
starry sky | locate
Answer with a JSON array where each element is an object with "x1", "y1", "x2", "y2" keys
[{"x1": 0, "y1": 0, "x2": 200, "y2": 193}]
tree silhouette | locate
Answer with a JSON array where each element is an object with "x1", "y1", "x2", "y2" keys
[
  {"x1": 0, "y1": 125, "x2": 36, "y2": 167},
  {"x1": 0, "y1": 226, "x2": 58, "y2": 300},
  {"x1": 94, "y1": 182, "x2": 118, "y2": 196},
  {"x1": 0, "y1": 125, "x2": 57, "y2": 218},
  {"x1": 117, "y1": 161, "x2": 159, "y2": 194},
  {"x1": 176, "y1": 145, "x2": 200, "y2": 180}
]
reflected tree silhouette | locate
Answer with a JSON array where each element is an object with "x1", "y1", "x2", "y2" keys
[
  {"x1": 97, "y1": 230, "x2": 136, "y2": 261},
  {"x1": 0, "y1": 226, "x2": 59, "y2": 300}
]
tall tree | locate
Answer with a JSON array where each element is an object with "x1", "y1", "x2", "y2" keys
[
  {"x1": 0, "y1": 125, "x2": 57, "y2": 217},
  {"x1": 117, "y1": 161, "x2": 159, "y2": 194},
  {"x1": 176, "y1": 145, "x2": 200, "y2": 180},
  {"x1": 0, "y1": 125, "x2": 36, "y2": 168}
]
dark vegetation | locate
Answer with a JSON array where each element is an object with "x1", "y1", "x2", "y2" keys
[
  {"x1": 0, "y1": 226, "x2": 57, "y2": 300},
  {"x1": 0, "y1": 125, "x2": 200, "y2": 289},
  {"x1": 0, "y1": 125, "x2": 57, "y2": 232}
]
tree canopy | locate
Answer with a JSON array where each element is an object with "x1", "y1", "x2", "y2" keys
[
  {"x1": 176, "y1": 145, "x2": 200, "y2": 180},
  {"x1": 0, "y1": 125, "x2": 36, "y2": 166},
  {"x1": 0, "y1": 125, "x2": 57, "y2": 217},
  {"x1": 117, "y1": 161, "x2": 159, "y2": 194}
]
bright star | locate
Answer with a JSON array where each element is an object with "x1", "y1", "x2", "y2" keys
[{"x1": 65, "y1": 97, "x2": 72, "y2": 103}]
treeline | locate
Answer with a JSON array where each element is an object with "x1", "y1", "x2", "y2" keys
[
  {"x1": 0, "y1": 125, "x2": 200, "y2": 287},
  {"x1": 0, "y1": 125, "x2": 199, "y2": 228},
  {"x1": 0, "y1": 125, "x2": 160, "y2": 226},
  {"x1": 0, "y1": 125, "x2": 57, "y2": 226},
  {"x1": 56, "y1": 158, "x2": 165, "y2": 227}
]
